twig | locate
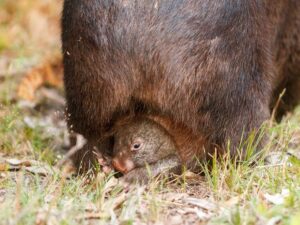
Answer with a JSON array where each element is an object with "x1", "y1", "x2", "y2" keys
[
  {"x1": 56, "y1": 134, "x2": 87, "y2": 168},
  {"x1": 269, "y1": 89, "x2": 286, "y2": 127}
]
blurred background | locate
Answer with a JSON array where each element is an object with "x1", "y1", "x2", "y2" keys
[
  {"x1": 0, "y1": 0, "x2": 65, "y2": 164},
  {"x1": 0, "y1": 0, "x2": 61, "y2": 72}
]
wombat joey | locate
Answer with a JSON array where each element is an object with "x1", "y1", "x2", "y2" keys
[{"x1": 112, "y1": 117, "x2": 181, "y2": 183}]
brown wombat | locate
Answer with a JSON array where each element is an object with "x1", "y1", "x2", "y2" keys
[
  {"x1": 112, "y1": 116, "x2": 181, "y2": 183},
  {"x1": 62, "y1": 0, "x2": 300, "y2": 173}
]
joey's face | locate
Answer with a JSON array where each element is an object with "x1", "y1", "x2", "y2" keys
[
  {"x1": 111, "y1": 119, "x2": 177, "y2": 174},
  {"x1": 112, "y1": 135, "x2": 160, "y2": 174},
  {"x1": 112, "y1": 123, "x2": 165, "y2": 174}
]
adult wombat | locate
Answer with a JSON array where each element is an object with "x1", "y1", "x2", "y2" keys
[{"x1": 62, "y1": 0, "x2": 300, "y2": 173}]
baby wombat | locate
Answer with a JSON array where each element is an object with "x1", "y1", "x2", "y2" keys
[{"x1": 112, "y1": 117, "x2": 181, "y2": 183}]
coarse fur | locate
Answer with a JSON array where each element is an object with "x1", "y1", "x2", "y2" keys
[{"x1": 62, "y1": 0, "x2": 300, "y2": 172}]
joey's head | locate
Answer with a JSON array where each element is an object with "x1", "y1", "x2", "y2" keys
[{"x1": 112, "y1": 117, "x2": 177, "y2": 174}]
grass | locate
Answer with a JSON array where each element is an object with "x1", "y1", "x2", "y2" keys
[
  {"x1": 0, "y1": 104, "x2": 57, "y2": 164},
  {"x1": 0, "y1": 1, "x2": 300, "y2": 224},
  {"x1": 0, "y1": 102, "x2": 299, "y2": 224}
]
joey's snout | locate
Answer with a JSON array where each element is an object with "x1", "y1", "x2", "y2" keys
[{"x1": 112, "y1": 156, "x2": 135, "y2": 174}]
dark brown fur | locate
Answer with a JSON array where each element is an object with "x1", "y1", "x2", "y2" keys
[{"x1": 62, "y1": 0, "x2": 300, "y2": 173}]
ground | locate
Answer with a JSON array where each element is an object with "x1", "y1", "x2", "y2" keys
[{"x1": 0, "y1": 1, "x2": 300, "y2": 225}]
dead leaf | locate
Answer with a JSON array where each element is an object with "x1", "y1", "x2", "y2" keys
[
  {"x1": 6, "y1": 158, "x2": 32, "y2": 167},
  {"x1": 0, "y1": 158, "x2": 35, "y2": 171},
  {"x1": 112, "y1": 193, "x2": 127, "y2": 210},
  {"x1": 17, "y1": 55, "x2": 63, "y2": 102},
  {"x1": 183, "y1": 171, "x2": 201, "y2": 179},
  {"x1": 25, "y1": 165, "x2": 56, "y2": 176},
  {"x1": 162, "y1": 192, "x2": 189, "y2": 202},
  {"x1": 177, "y1": 207, "x2": 212, "y2": 220},
  {"x1": 266, "y1": 216, "x2": 282, "y2": 225},
  {"x1": 77, "y1": 212, "x2": 102, "y2": 221},
  {"x1": 84, "y1": 202, "x2": 98, "y2": 213},
  {"x1": 263, "y1": 189, "x2": 290, "y2": 205},
  {"x1": 0, "y1": 163, "x2": 8, "y2": 172},
  {"x1": 264, "y1": 152, "x2": 291, "y2": 166},
  {"x1": 56, "y1": 134, "x2": 87, "y2": 168},
  {"x1": 184, "y1": 197, "x2": 217, "y2": 211}
]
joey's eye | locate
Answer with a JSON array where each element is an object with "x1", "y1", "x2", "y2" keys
[
  {"x1": 131, "y1": 139, "x2": 143, "y2": 151},
  {"x1": 133, "y1": 143, "x2": 141, "y2": 149},
  {"x1": 131, "y1": 137, "x2": 144, "y2": 151}
]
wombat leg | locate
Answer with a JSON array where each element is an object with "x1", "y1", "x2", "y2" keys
[{"x1": 71, "y1": 137, "x2": 113, "y2": 175}]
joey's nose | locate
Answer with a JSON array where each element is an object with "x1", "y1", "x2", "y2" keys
[
  {"x1": 112, "y1": 158, "x2": 128, "y2": 174},
  {"x1": 112, "y1": 158, "x2": 135, "y2": 174}
]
